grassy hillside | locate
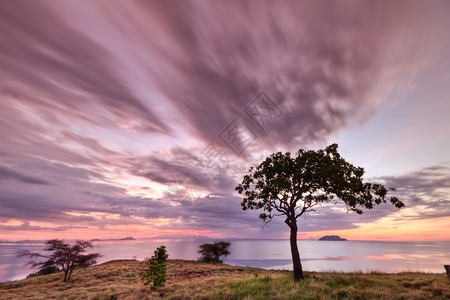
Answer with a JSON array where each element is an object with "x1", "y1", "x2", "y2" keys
[{"x1": 0, "y1": 259, "x2": 449, "y2": 299}]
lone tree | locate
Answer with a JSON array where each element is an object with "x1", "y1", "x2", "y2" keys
[
  {"x1": 144, "y1": 245, "x2": 168, "y2": 289},
  {"x1": 18, "y1": 239, "x2": 101, "y2": 282},
  {"x1": 236, "y1": 144, "x2": 404, "y2": 281},
  {"x1": 198, "y1": 241, "x2": 231, "y2": 263}
]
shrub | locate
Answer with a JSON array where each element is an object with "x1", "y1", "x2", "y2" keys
[
  {"x1": 27, "y1": 266, "x2": 61, "y2": 278},
  {"x1": 198, "y1": 241, "x2": 231, "y2": 263},
  {"x1": 144, "y1": 245, "x2": 168, "y2": 289}
]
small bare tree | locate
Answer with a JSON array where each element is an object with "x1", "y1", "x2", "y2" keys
[{"x1": 18, "y1": 239, "x2": 101, "y2": 282}]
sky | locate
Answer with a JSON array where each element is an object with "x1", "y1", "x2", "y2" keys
[{"x1": 1, "y1": 0, "x2": 450, "y2": 242}]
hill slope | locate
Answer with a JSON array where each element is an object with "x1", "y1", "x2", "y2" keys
[{"x1": 0, "y1": 260, "x2": 448, "y2": 299}]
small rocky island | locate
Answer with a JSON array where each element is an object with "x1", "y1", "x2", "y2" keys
[
  {"x1": 319, "y1": 235, "x2": 347, "y2": 241},
  {"x1": 91, "y1": 237, "x2": 136, "y2": 241}
]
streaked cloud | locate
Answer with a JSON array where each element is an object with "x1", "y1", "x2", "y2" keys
[{"x1": 0, "y1": 0, "x2": 449, "y2": 241}]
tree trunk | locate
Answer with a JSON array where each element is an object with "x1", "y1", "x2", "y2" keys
[
  {"x1": 289, "y1": 221, "x2": 304, "y2": 281},
  {"x1": 63, "y1": 270, "x2": 68, "y2": 282},
  {"x1": 67, "y1": 267, "x2": 74, "y2": 282}
]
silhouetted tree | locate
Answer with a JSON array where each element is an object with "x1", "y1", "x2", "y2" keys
[
  {"x1": 236, "y1": 144, "x2": 404, "y2": 281},
  {"x1": 198, "y1": 241, "x2": 231, "y2": 263},
  {"x1": 18, "y1": 239, "x2": 101, "y2": 282}
]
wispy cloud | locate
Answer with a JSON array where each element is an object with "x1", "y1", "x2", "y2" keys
[
  {"x1": 0, "y1": 165, "x2": 50, "y2": 185},
  {"x1": 381, "y1": 164, "x2": 450, "y2": 219}
]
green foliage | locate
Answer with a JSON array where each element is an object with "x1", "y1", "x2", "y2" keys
[
  {"x1": 230, "y1": 273, "x2": 415, "y2": 300},
  {"x1": 236, "y1": 143, "x2": 404, "y2": 223},
  {"x1": 18, "y1": 239, "x2": 101, "y2": 282},
  {"x1": 198, "y1": 241, "x2": 231, "y2": 263},
  {"x1": 144, "y1": 245, "x2": 168, "y2": 289}
]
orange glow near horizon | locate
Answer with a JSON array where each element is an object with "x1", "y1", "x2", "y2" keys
[
  {"x1": 2, "y1": 216, "x2": 450, "y2": 242},
  {"x1": 0, "y1": 218, "x2": 216, "y2": 241},
  {"x1": 307, "y1": 216, "x2": 450, "y2": 241}
]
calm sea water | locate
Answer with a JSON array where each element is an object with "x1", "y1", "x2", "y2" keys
[{"x1": 1, "y1": 239, "x2": 449, "y2": 282}]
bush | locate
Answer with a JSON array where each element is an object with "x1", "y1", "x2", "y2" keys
[
  {"x1": 27, "y1": 266, "x2": 61, "y2": 278},
  {"x1": 198, "y1": 241, "x2": 231, "y2": 263},
  {"x1": 144, "y1": 245, "x2": 168, "y2": 289}
]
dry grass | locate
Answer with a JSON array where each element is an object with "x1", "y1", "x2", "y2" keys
[
  {"x1": 0, "y1": 259, "x2": 449, "y2": 299},
  {"x1": 0, "y1": 259, "x2": 269, "y2": 300}
]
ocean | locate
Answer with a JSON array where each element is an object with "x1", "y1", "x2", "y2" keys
[{"x1": 1, "y1": 239, "x2": 449, "y2": 282}]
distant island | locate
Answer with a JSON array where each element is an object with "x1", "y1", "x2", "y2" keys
[
  {"x1": 91, "y1": 237, "x2": 136, "y2": 242},
  {"x1": 318, "y1": 235, "x2": 347, "y2": 241}
]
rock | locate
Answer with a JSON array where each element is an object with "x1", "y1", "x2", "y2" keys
[{"x1": 445, "y1": 265, "x2": 450, "y2": 281}]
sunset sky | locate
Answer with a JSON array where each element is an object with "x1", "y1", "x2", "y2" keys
[{"x1": 1, "y1": 1, "x2": 449, "y2": 242}]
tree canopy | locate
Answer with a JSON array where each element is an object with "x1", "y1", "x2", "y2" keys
[
  {"x1": 144, "y1": 245, "x2": 168, "y2": 289},
  {"x1": 236, "y1": 144, "x2": 404, "y2": 280},
  {"x1": 198, "y1": 241, "x2": 231, "y2": 263}
]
